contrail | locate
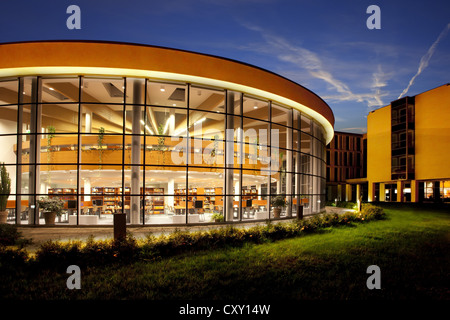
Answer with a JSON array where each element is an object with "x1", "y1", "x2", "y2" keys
[{"x1": 398, "y1": 23, "x2": 450, "y2": 99}]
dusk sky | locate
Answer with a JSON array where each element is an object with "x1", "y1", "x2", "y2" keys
[{"x1": 1, "y1": 0, "x2": 449, "y2": 133}]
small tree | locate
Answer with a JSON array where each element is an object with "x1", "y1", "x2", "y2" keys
[
  {"x1": 156, "y1": 124, "x2": 166, "y2": 164},
  {"x1": 97, "y1": 127, "x2": 105, "y2": 169},
  {"x1": 0, "y1": 163, "x2": 11, "y2": 212},
  {"x1": 46, "y1": 125, "x2": 56, "y2": 181}
]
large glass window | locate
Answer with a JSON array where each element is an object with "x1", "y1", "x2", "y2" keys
[{"x1": 0, "y1": 75, "x2": 328, "y2": 225}]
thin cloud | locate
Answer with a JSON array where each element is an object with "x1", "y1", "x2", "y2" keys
[
  {"x1": 371, "y1": 64, "x2": 392, "y2": 108},
  {"x1": 338, "y1": 127, "x2": 367, "y2": 133},
  {"x1": 398, "y1": 23, "x2": 450, "y2": 99},
  {"x1": 241, "y1": 23, "x2": 388, "y2": 110}
]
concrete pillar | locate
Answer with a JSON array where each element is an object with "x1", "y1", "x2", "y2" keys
[
  {"x1": 84, "y1": 178, "x2": 91, "y2": 201},
  {"x1": 411, "y1": 180, "x2": 417, "y2": 203},
  {"x1": 397, "y1": 181, "x2": 402, "y2": 202},
  {"x1": 130, "y1": 80, "x2": 142, "y2": 224},
  {"x1": 345, "y1": 184, "x2": 352, "y2": 202},
  {"x1": 224, "y1": 91, "x2": 235, "y2": 221},
  {"x1": 85, "y1": 111, "x2": 92, "y2": 133},
  {"x1": 29, "y1": 77, "x2": 41, "y2": 225},
  {"x1": 337, "y1": 184, "x2": 342, "y2": 201},
  {"x1": 380, "y1": 183, "x2": 386, "y2": 202},
  {"x1": 168, "y1": 178, "x2": 174, "y2": 208},
  {"x1": 13, "y1": 78, "x2": 24, "y2": 224},
  {"x1": 234, "y1": 180, "x2": 240, "y2": 201},
  {"x1": 169, "y1": 109, "x2": 175, "y2": 136},
  {"x1": 286, "y1": 110, "x2": 293, "y2": 217},
  {"x1": 295, "y1": 117, "x2": 302, "y2": 218}
]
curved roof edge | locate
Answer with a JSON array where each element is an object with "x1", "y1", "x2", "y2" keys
[{"x1": 0, "y1": 40, "x2": 335, "y2": 143}]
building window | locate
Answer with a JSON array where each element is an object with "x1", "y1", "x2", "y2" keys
[
  {"x1": 0, "y1": 75, "x2": 328, "y2": 225},
  {"x1": 440, "y1": 181, "x2": 450, "y2": 202},
  {"x1": 424, "y1": 182, "x2": 434, "y2": 201}
]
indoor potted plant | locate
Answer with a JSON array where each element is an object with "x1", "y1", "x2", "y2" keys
[
  {"x1": 0, "y1": 163, "x2": 11, "y2": 223},
  {"x1": 37, "y1": 197, "x2": 64, "y2": 225},
  {"x1": 271, "y1": 195, "x2": 287, "y2": 218},
  {"x1": 211, "y1": 212, "x2": 224, "y2": 223}
]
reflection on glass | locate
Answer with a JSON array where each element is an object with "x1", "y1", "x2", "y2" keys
[
  {"x1": 243, "y1": 96, "x2": 268, "y2": 121},
  {"x1": 147, "y1": 81, "x2": 186, "y2": 108}
]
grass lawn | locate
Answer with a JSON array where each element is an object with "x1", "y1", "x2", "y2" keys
[{"x1": 1, "y1": 204, "x2": 449, "y2": 302}]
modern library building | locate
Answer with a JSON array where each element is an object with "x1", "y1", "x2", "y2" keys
[{"x1": 0, "y1": 41, "x2": 334, "y2": 225}]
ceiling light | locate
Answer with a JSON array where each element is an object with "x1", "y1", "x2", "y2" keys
[
  {"x1": 253, "y1": 105, "x2": 258, "y2": 109},
  {"x1": 160, "y1": 86, "x2": 165, "y2": 92},
  {"x1": 145, "y1": 125, "x2": 154, "y2": 135},
  {"x1": 194, "y1": 117, "x2": 206, "y2": 125},
  {"x1": 49, "y1": 87, "x2": 54, "y2": 91},
  {"x1": 163, "y1": 115, "x2": 174, "y2": 134}
]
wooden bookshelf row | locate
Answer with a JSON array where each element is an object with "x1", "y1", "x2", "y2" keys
[
  {"x1": 47, "y1": 186, "x2": 261, "y2": 214},
  {"x1": 48, "y1": 187, "x2": 165, "y2": 214}
]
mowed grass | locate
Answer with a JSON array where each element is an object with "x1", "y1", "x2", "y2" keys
[{"x1": 2, "y1": 204, "x2": 449, "y2": 300}]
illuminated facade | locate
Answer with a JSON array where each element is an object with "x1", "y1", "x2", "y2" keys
[
  {"x1": 367, "y1": 84, "x2": 450, "y2": 203},
  {"x1": 0, "y1": 41, "x2": 334, "y2": 225}
]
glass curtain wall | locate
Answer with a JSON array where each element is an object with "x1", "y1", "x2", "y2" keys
[{"x1": 0, "y1": 76, "x2": 327, "y2": 225}]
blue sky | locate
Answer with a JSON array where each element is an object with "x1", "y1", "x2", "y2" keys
[{"x1": 1, "y1": 0, "x2": 449, "y2": 133}]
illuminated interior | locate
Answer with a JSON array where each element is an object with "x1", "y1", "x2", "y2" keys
[{"x1": 0, "y1": 42, "x2": 333, "y2": 225}]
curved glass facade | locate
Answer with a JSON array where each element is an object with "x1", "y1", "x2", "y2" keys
[{"x1": 0, "y1": 76, "x2": 327, "y2": 225}]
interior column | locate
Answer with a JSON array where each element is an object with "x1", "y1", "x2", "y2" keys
[
  {"x1": 130, "y1": 79, "x2": 142, "y2": 224},
  {"x1": 168, "y1": 177, "x2": 174, "y2": 211},
  {"x1": 286, "y1": 110, "x2": 293, "y2": 217},
  {"x1": 29, "y1": 77, "x2": 41, "y2": 225},
  {"x1": 224, "y1": 91, "x2": 234, "y2": 222}
]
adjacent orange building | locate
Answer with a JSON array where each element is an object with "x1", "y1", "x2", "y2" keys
[{"x1": 366, "y1": 84, "x2": 450, "y2": 203}]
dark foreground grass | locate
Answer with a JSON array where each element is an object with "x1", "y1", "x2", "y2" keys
[{"x1": 1, "y1": 204, "x2": 449, "y2": 301}]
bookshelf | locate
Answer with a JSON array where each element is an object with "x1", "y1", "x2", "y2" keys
[
  {"x1": 174, "y1": 187, "x2": 223, "y2": 212},
  {"x1": 50, "y1": 186, "x2": 165, "y2": 214}
]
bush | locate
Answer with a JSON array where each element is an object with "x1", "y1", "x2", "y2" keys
[
  {"x1": 18, "y1": 206, "x2": 387, "y2": 269},
  {"x1": 35, "y1": 233, "x2": 141, "y2": 270},
  {"x1": 360, "y1": 203, "x2": 385, "y2": 220},
  {"x1": 0, "y1": 224, "x2": 32, "y2": 248},
  {"x1": 0, "y1": 246, "x2": 29, "y2": 271}
]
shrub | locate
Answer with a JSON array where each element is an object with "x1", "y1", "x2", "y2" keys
[
  {"x1": 34, "y1": 233, "x2": 141, "y2": 270},
  {"x1": 35, "y1": 240, "x2": 83, "y2": 271},
  {"x1": 0, "y1": 246, "x2": 29, "y2": 271},
  {"x1": 0, "y1": 224, "x2": 21, "y2": 246},
  {"x1": 360, "y1": 203, "x2": 385, "y2": 220},
  {"x1": 17, "y1": 206, "x2": 387, "y2": 269},
  {"x1": 0, "y1": 224, "x2": 32, "y2": 248}
]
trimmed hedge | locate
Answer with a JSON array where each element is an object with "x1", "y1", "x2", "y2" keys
[
  {"x1": 0, "y1": 224, "x2": 32, "y2": 247},
  {"x1": 325, "y1": 201, "x2": 358, "y2": 209},
  {"x1": 6, "y1": 205, "x2": 386, "y2": 270}
]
